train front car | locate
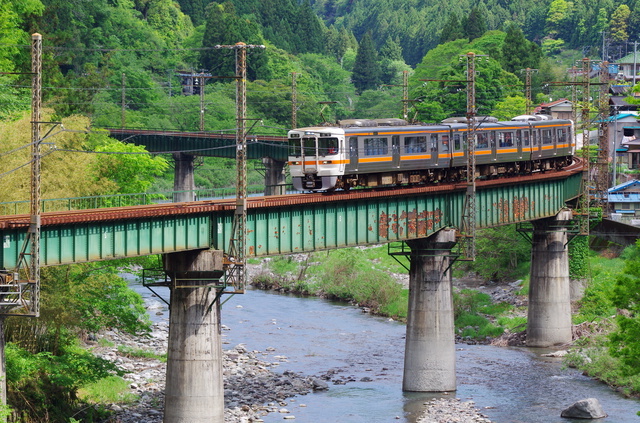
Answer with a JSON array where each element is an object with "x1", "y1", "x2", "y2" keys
[{"x1": 287, "y1": 127, "x2": 346, "y2": 191}]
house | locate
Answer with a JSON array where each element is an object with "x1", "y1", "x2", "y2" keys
[
  {"x1": 615, "y1": 53, "x2": 640, "y2": 82},
  {"x1": 534, "y1": 98, "x2": 573, "y2": 120},
  {"x1": 608, "y1": 180, "x2": 640, "y2": 225}
]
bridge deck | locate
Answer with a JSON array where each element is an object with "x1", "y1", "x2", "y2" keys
[{"x1": 0, "y1": 162, "x2": 582, "y2": 269}]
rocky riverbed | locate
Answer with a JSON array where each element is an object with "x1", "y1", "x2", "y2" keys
[{"x1": 92, "y1": 322, "x2": 493, "y2": 422}]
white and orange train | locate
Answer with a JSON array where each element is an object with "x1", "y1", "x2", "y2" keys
[{"x1": 287, "y1": 116, "x2": 574, "y2": 191}]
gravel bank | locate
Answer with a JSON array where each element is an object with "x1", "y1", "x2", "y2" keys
[
  {"x1": 93, "y1": 322, "x2": 322, "y2": 422},
  {"x1": 92, "y1": 322, "x2": 493, "y2": 422}
]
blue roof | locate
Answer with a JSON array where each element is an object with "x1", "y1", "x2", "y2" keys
[{"x1": 609, "y1": 179, "x2": 640, "y2": 193}]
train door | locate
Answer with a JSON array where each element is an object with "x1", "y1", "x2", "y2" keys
[
  {"x1": 531, "y1": 126, "x2": 542, "y2": 160},
  {"x1": 490, "y1": 130, "x2": 498, "y2": 161},
  {"x1": 392, "y1": 135, "x2": 400, "y2": 168},
  {"x1": 516, "y1": 129, "x2": 523, "y2": 159},
  {"x1": 349, "y1": 136, "x2": 359, "y2": 170}
]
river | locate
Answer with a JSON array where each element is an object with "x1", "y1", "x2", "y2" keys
[{"x1": 129, "y1": 277, "x2": 640, "y2": 423}]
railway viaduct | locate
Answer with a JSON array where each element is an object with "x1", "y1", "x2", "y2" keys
[{"x1": 0, "y1": 128, "x2": 584, "y2": 422}]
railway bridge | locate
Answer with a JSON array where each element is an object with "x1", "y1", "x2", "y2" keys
[{"x1": 0, "y1": 127, "x2": 584, "y2": 423}]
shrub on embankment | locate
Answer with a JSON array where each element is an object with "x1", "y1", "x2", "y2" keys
[
  {"x1": 2, "y1": 260, "x2": 152, "y2": 422},
  {"x1": 251, "y1": 246, "x2": 520, "y2": 337},
  {"x1": 564, "y1": 242, "x2": 640, "y2": 398}
]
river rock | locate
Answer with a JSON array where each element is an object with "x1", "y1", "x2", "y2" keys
[{"x1": 561, "y1": 398, "x2": 607, "y2": 419}]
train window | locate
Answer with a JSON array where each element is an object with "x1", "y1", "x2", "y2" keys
[
  {"x1": 364, "y1": 137, "x2": 388, "y2": 155},
  {"x1": 557, "y1": 128, "x2": 566, "y2": 143},
  {"x1": 302, "y1": 137, "x2": 316, "y2": 156},
  {"x1": 532, "y1": 131, "x2": 537, "y2": 146},
  {"x1": 522, "y1": 130, "x2": 530, "y2": 147},
  {"x1": 542, "y1": 129, "x2": 552, "y2": 144},
  {"x1": 403, "y1": 136, "x2": 427, "y2": 153},
  {"x1": 441, "y1": 134, "x2": 450, "y2": 151},
  {"x1": 319, "y1": 137, "x2": 339, "y2": 155},
  {"x1": 477, "y1": 132, "x2": 488, "y2": 148},
  {"x1": 430, "y1": 134, "x2": 438, "y2": 151},
  {"x1": 454, "y1": 133, "x2": 461, "y2": 150},
  {"x1": 498, "y1": 132, "x2": 513, "y2": 147},
  {"x1": 489, "y1": 131, "x2": 496, "y2": 147},
  {"x1": 462, "y1": 133, "x2": 468, "y2": 150},
  {"x1": 288, "y1": 138, "x2": 302, "y2": 156}
]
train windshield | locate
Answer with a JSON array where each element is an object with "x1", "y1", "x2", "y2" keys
[{"x1": 288, "y1": 136, "x2": 338, "y2": 156}]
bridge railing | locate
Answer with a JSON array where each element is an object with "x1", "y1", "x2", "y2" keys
[{"x1": 0, "y1": 186, "x2": 268, "y2": 215}]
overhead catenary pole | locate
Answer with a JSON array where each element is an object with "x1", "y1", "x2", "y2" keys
[
  {"x1": 461, "y1": 52, "x2": 478, "y2": 260},
  {"x1": 578, "y1": 58, "x2": 592, "y2": 236},
  {"x1": 215, "y1": 42, "x2": 265, "y2": 293},
  {"x1": 30, "y1": 33, "x2": 42, "y2": 317},
  {"x1": 596, "y1": 61, "x2": 610, "y2": 211},
  {"x1": 521, "y1": 68, "x2": 538, "y2": 115}
]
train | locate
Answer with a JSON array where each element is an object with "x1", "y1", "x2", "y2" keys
[{"x1": 287, "y1": 116, "x2": 575, "y2": 191}]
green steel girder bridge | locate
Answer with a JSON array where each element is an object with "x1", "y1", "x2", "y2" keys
[
  {"x1": 105, "y1": 128, "x2": 289, "y2": 160},
  {"x1": 0, "y1": 164, "x2": 582, "y2": 269}
]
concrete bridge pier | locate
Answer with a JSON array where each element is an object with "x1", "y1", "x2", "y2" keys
[
  {"x1": 262, "y1": 157, "x2": 286, "y2": 195},
  {"x1": 173, "y1": 152, "x2": 196, "y2": 202},
  {"x1": 403, "y1": 229, "x2": 457, "y2": 392},
  {"x1": 163, "y1": 249, "x2": 225, "y2": 423},
  {"x1": 527, "y1": 209, "x2": 573, "y2": 347}
]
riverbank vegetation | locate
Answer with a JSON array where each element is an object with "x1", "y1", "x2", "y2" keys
[{"x1": 252, "y1": 230, "x2": 640, "y2": 400}]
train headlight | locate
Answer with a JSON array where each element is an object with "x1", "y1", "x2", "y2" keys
[
  {"x1": 291, "y1": 161, "x2": 301, "y2": 165},
  {"x1": 322, "y1": 160, "x2": 333, "y2": 164}
]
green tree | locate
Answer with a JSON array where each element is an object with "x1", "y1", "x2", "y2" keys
[
  {"x1": 199, "y1": 2, "x2": 269, "y2": 80},
  {"x1": 501, "y1": 25, "x2": 542, "y2": 73},
  {"x1": 352, "y1": 31, "x2": 381, "y2": 94},
  {"x1": 609, "y1": 242, "x2": 640, "y2": 374},
  {"x1": 492, "y1": 95, "x2": 527, "y2": 120},
  {"x1": 610, "y1": 4, "x2": 631, "y2": 42},
  {"x1": 176, "y1": 0, "x2": 211, "y2": 26},
  {"x1": 0, "y1": 0, "x2": 44, "y2": 119},
  {"x1": 92, "y1": 140, "x2": 169, "y2": 194},
  {"x1": 545, "y1": 0, "x2": 572, "y2": 38},
  {"x1": 463, "y1": 6, "x2": 487, "y2": 41},
  {"x1": 440, "y1": 12, "x2": 464, "y2": 44}
]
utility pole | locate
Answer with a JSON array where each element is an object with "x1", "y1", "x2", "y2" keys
[
  {"x1": 121, "y1": 73, "x2": 126, "y2": 128},
  {"x1": 520, "y1": 68, "x2": 538, "y2": 114},
  {"x1": 402, "y1": 70, "x2": 409, "y2": 120},
  {"x1": 291, "y1": 72, "x2": 297, "y2": 129},
  {"x1": 199, "y1": 72, "x2": 205, "y2": 131},
  {"x1": 215, "y1": 42, "x2": 265, "y2": 293},
  {"x1": 634, "y1": 41, "x2": 638, "y2": 86}
]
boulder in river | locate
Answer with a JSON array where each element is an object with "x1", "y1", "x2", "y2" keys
[{"x1": 561, "y1": 398, "x2": 607, "y2": 419}]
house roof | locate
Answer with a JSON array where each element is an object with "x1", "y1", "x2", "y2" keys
[
  {"x1": 616, "y1": 53, "x2": 640, "y2": 64},
  {"x1": 539, "y1": 98, "x2": 571, "y2": 108},
  {"x1": 609, "y1": 179, "x2": 640, "y2": 193},
  {"x1": 611, "y1": 85, "x2": 630, "y2": 95}
]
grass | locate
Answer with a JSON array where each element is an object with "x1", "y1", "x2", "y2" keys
[
  {"x1": 77, "y1": 375, "x2": 137, "y2": 404},
  {"x1": 254, "y1": 248, "x2": 524, "y2": 339},
  {"x1": 117, "y1": 345, "x2": 167, "y2": 362}
]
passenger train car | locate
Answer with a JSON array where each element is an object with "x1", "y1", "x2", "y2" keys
[{"x1": 287, "y1": 116, "x2": 574, "y2": 191}]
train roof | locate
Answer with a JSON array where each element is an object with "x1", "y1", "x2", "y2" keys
[{"x1": 288, "y1": 118, "x2": 572, "y2": 136}]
